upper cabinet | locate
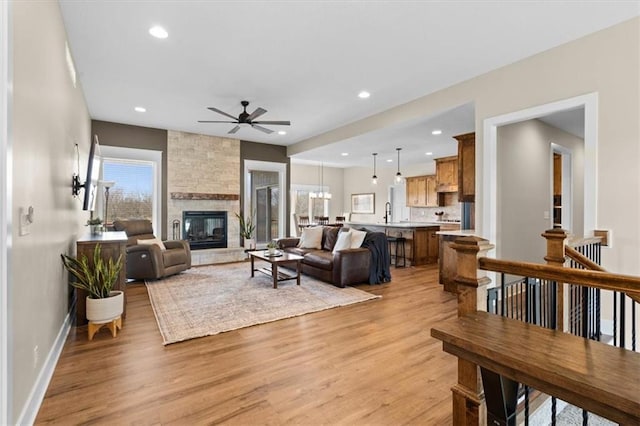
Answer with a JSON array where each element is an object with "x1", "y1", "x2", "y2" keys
[
  {"x1": 406, "y1": 175, "x2": 438, "y2": 207},
  {"x1": 454, "y1": 132, "x2": 476, "y2": 202},
  {"x1": 435, "y1": 156, "x2": 458, "y2": 193}
]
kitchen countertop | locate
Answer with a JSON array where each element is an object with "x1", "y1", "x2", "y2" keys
[
  {"x1": 345, "y1": 221, "x2": 443, "y2": 229},
  {"x1": 436, "y1": 229, "x2": 477, "y2": 236}
]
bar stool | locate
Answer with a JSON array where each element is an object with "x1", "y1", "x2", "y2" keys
[{"x1": 387, "y1": 234, "x2": 406, "y2": 268}]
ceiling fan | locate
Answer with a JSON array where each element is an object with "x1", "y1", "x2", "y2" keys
[{"x1": 198, "y1": 100, "x2": 291, "y2": 134}]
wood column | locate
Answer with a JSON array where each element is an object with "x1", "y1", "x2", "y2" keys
[
  {"x1": 542, "y1": 229, "x2": 568, "y2": 331},
  {"x1": 450, "y1": 236, "x2": 494, "y2": 426}
]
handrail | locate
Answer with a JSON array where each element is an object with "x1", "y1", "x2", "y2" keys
[
  {"x1": 565, "y1": 245, "x2": 605, "y2": 271},
  {"x1": 478, "y1": 257, "x2": 640, "y2": 297}
]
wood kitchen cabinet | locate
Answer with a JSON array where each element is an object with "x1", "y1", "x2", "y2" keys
[
  {"x1": 406, "y1": 175, "x2": 438, "y2": 207},
  {"x1": 454, "y1": 132, "x2": 475, "y2": 202},
  {"x1": 406, "y1": 176, "x2": 426, "y2": 206},
  {"x1": 407, "y1": 226, "x2": 439, "y2": 265},
  {"x1": 435, "y1": 156, "x2": 458, "y2": 192}
]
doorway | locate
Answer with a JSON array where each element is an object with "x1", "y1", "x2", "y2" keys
[
  {"x1": 552, "y1": 145, "x2": 572, "y2": 231},
  {"x1": 255, "y1": 183, "x2": 279, "y2": 244},
  {"x1": 482, "y1": 93, "x2": 596, "y2": 258},
  {"x1": 243, "y1": 160, "x2": 287, "y2": 246}
]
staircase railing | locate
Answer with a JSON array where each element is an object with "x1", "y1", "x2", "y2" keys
[{"x1": 430, "y1": 232, "x2": 640, "y2": 426}]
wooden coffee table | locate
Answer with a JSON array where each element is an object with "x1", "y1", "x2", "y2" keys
[{"x1": 249, "y1": 250, "x2": 304, "y2": 289}]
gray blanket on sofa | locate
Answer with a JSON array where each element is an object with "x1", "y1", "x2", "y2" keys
[{"x1": 362, "y1": 232, "x2": 392, "y2": 284}]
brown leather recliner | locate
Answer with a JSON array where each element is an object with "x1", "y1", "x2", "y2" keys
[{"x1": 113, "y1": 219, "x2": 191, "y2": 280}]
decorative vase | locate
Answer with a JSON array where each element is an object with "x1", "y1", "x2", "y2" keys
[
  {"x1": 244, "y1": 238, "x2": 256, "y2": 250},
  {"x1": 90, "y1": 225, "x2": 102, "y2": 235},
  {"x1": 86, "y1": 291, "x2": 124, "y2": 324},
  {"x1": 268, "y1": 247, "x2": 277, "y2": 255}
]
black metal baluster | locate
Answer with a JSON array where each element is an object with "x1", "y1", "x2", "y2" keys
[
  {"x1": 614, "y1": 291, "x2": 618, "y2": 347},
  {"x1": 551, "y1": 396, "x2": 556, "y2": 426},
  {"x1": 620, "y1": 291, "x2": 626, "y2": 349}
]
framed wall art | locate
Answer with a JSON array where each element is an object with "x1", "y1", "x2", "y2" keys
[{"x1": 351, "y1": 193, "x2": 375, "y2": 214}]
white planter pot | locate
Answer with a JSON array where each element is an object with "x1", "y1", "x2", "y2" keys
[
  {"x1": 244, "y1": 238, "x2": 256, "y2": 250},
  {"x1": 86, "y1": 291, "x2": 124, "y2": 324}
]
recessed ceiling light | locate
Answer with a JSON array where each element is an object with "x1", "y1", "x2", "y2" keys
[
  {"x1": 134, "y1": 106, "x2": 146, "y2": 112},
  {"x1": 426, "y1": 152, "x2": 433, "y2": 156},
  {"x1": 278, "y1": 130, "x2": 287, "y2": 135},
  {"x1": 149, "y1": 25, "x2": 168, "y2": 39},
  {"x1": 432, "y1": 129, "x2": 442, "y2": 135},
  {"x1": 358, "y1": 91, "x2": 371, "y2": 99},
  {"x1": 386, "y1": 159, "x2": 393, "y2": 163},
  {"x1": 341, "y1": 152, "x2": 349, "y2": 156}
]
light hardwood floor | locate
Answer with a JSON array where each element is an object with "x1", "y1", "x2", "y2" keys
[{"x1": 36, "y1": 264, "x2": 458, "y2": 425}]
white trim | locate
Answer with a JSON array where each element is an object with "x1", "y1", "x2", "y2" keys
[
  {"x1": 1, "y1": 1, "x2": 12, "y2": 423},
  {"x1": 15, "y1": 314, "x2": 72, "y2": 425},
  {"x1": 482, "y1": 93, "x2": 598, "y2": 251},
  {"x1": 99, "y1": 146, "x2": 163, "y2": 236},
  {"x1": 243, "y1": 160, "x2": 287, "y2": 239}
]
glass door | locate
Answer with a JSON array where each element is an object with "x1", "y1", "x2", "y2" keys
[{"x1": 255, "y1": 184, "x2": 279, "y2": 244}]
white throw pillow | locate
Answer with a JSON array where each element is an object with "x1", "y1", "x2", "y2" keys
[
  {"x1": 332, "y1": 231, "x2": 352, "y2": 254},
  {"x1": 138, "y1": 238, "x2": 167, "y2": 251},
  {"x1": 350, "y1": 229, "x2": 367, "y2": 248},
  {"x1": 297, "y1": 226, "x2": 323, "y2": 249}
]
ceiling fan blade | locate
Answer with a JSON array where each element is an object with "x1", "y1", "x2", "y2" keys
[
  {"x1": 207, "y1": 107, "x2": 238, "y2": 121},
  {"x1": 198, "y1": 120, "x2": 238, "y2": 123},
  {"x1": 228, "y1": 125, "x2": 241, "y2": 134},
  {"x1": 247, "y1": 107, "x2": 267, "y2": 121},
  {"x1": 253, "y1": 120, "x2": 291, "y2": 126},
  {"x1": 251, "y1": 124, "x2": 273, "y2": 134}
]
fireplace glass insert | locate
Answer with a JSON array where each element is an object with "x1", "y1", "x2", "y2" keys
[{"x1": 182, "y1": 211, "x2": 227, "y2": 250}]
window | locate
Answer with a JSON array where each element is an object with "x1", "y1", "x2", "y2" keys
[
  {"x1": 290, "y1": 184, "x2": 330, "y2": 234},
  {"x1": 99, "y1": 146, "x2": 162, "y2": 234},
  {"x1": 102, "y1": 159, "x2": 154, "y2": 223}
]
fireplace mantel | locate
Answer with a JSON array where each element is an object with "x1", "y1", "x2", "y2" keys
[{"x1": 170, "y1": 192, "x2": 239, "y2": 201}]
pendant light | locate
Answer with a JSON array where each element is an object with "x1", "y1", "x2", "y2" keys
[
  {"x1": 310, "y1": 162, "x2": 332, "y2": 199},
  {"x1": 395, "y1": 147, "x2": 403, "y2": 183},
  {"x1": 372, "y1": 153, "x2": 378, "y2": 185}
]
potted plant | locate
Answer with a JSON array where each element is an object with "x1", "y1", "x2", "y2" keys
[
  {"x1": 86, "y1": 217, "x2": 103, "y2": 235},
  {"x1": 235, "y1": 211, "x2": 256, "y2": 249},
  {"x1": 61, "y1": 243, "x2": 123, "y2": 324},
  {"x1": 266, "y1": 240, "x2": 279, "y2": 255}
]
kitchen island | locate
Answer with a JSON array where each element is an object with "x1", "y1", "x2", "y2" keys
[
  {"x1": 436, "y1": 229, "x2": 477, "y2": 293},
  {"x1": 345, "y1": 221, "x2": 442, "y2": 265}
]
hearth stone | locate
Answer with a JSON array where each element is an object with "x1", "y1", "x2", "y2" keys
[{"x1": 190, "y1": 248, "x2": 247, "y2": 266}]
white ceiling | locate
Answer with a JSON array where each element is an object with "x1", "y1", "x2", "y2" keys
[{"x1": 59, "y1": 1, "x2": 639, "y2": 168}]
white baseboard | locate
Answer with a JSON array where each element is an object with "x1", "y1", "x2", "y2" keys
[{"x1": 15, "y1": 312, "x2": 72, "y2": 425}]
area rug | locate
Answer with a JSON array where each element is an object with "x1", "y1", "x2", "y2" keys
[{"x1": 145, "y1": 262, "x2": 380, "y2": 345}]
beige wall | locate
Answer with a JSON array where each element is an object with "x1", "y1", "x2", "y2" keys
[
  {"x1": 11, "y1": 1, "x2": 90, "y2": 422},
  {"x1": 497, "y1": 119, "x2": 585, "y2": 262},
  {"x1": 291, "y1": 17, "x2": 640, "y2": 275}
]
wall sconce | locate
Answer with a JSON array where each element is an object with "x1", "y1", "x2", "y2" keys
[{"x1": 372, "y1": 153, "x2": 378, "y2": 185}]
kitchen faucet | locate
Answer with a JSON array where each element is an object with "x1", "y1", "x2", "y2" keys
[{"x1": 384, "y1": 202, "x2": 392, "y2": 224}]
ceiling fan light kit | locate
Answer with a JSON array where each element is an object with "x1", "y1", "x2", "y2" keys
[{"x1": 198, "y1": 100, "x2": 291, "y2": 134}]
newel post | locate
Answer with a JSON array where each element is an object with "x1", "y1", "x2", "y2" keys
[
  {"x1": 542, "y1": 229, "x2": 568, "y2": 331},
  {"x1": 450, "y1": 236, "x2": 494, "y2": 426}
]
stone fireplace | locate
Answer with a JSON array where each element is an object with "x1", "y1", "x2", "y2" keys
[{"x1": 167, "y1": 130, "x2": 244, "y2": 265}]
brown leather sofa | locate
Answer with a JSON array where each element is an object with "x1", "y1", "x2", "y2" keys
[
  {"x1": 113, "y1": 219, "x2": 191, "y2": 280},
  {"x1": 276, "y1": 226, "x2": 370, "y2": 287}
]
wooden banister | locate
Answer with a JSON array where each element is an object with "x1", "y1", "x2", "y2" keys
[
  {"x1": 431, "y1": 311, "x2": 640, "y2": 425},
  {"x1": 565, "y1": 245, "x2": 605, "y2": 271},
  {"x1": 478, "y1": 257, "x2": 640, "y2": 298}
]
